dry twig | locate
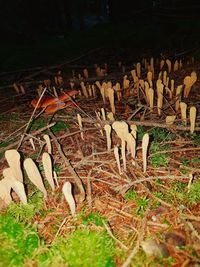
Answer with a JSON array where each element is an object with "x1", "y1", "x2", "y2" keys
[{"x1": 49, "y1": 131, "x2": 85, "y2": 202}]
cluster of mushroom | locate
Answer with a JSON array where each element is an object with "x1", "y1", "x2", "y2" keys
[
  {"x1": 165, "y1": 102, "x2": 197, "y2": 133},
  {"x1": 80, "y1": 81, "x2": 97, "y2": 99},
  {"x1": 141, "y1": 62, "x2": 197, "y2": 114},
  {"x1": 0, "y1": 149, "x2": 76, "y2": 217},
  {"x1": 103, "y1": 121, "x2": 150, "y2": 174},
  {"x1": 80, "y1": 57, "x2": 197, "y2": 126},
  {"x1": 129, "y1": 58, "x2": 197, "y2": 131},
  {"x1": 76, "y1": 110, "x2": 150, "y2": 174},
  {"x1": 80, "y1": 65, "x2": 107, "y2": 79}
]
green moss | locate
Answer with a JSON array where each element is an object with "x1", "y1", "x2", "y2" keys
[
  {"x1": 53, "y1": 164, "x2": 61, "y2": 176},
  {"x1": 124, "y1": 190, "x2": 137, "y2": 201},
  {"x1": 155, "y1": 181, "x2": 187, "y2": 205},
  {"x1": 137, "y1": 126, "x2": 146, "y2": 142},
  {"x1": 30, "y1": 119, "x2": 69, "y2": 134},
  {"x1": 180, "y1": 157, "x2": 190, "y2": 166},
  {"x1": 0, "y1": 214, "x2": 40, "y2": 266},
  {"x1": 191, "y1": 157, "x2": 200, "y2": 165},
  {"x1": 51, "y1": 121, "x2": 69, "y2": 133},
  {"x1": 29, "y1": 118, "x2": 48, "y2": 132},
  {"x1": 135, "y1": 197, "x2": 149, "y2": 217},
  {"x1": 124, "y1": 191, "x2": 150, "y2": 217},
  {"x1": 188, "y1": 181, "x2": 200, "y2": 205},
  {"x1": 0, "y1": 141, "x2": 10, "y2": 148},
  {"x1": 38, "y1": 229, "x2": 116, "y2": 267},
  {"x1": 188, "y1": 133, "x2": 200, "y2": 146},
  {"x1": 153, "y1": 181, "x2": 200, "y2": 207},
  {"x1": 82, "y1": 212, "x2": 107, "y2": 226},
  {"x1": 150, "y1": 142, "x2": 170, "y2": 153},
  {"x1": 150, "y1": 153, "x2": 169, "y2": 168},
  {"x1": 150, "y1": 141, "x2": 170, "y2": 168},
  {"x1": 6, "y1": 191, "x2": 44, "y2": 223},
  {"x1": 153, "y1": 192, "x2": 164, "y2": 200},
  {"x1": 149, "y1": 128, "x2": 172, "y2": 142},
  {"x1": 179, "y1": 168, "x2": 188, "y2": 175}
]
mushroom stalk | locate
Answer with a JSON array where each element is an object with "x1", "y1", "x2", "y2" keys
[
  {"x1": 121, "y1": 140, "x2": 127, "y2": 171},
  {"x1": 104, "y1": 124, "x2": 112, "y2": 151},
  {"x1": 114, "y1": 146, "x2": 122, "y2": 174}
]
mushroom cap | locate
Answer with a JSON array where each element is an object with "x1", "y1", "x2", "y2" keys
[
  {"x1": 5, "y1": 150, "x2": 23, "y2": 182},
  {"x1": 44, "y1": 100, "x2": 79, "y2": 114},
  {"x1": 184, "y1": 76, "x2": 191, "y2": 86},
  {"x1": 58, "y1": 90, "x2": 79, "y2": 101},
  {"x1": 31, "y1": 96, "x2": 55, "y2": 108},
  {"x1": 31, "y1": 90, "x2": 79, "y2": 109},
  {"x1": 44, "y1": 101, "x2": 66, "y2": 114}
]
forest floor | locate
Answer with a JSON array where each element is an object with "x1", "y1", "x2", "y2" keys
[{"x1": 0, "y1": 44, "x2": 200, "y2": 267}]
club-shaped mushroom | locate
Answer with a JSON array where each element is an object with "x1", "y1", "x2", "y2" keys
[
  {"x1": 180, "y1": 102, "x2": 187, "y2": 125},
  {"x1": 3, "y1": 168, "x2": 27, "y2": 204},
  {"x1": 190, "y1": 106, "x2": 196, "y2": 134},
  {"x1": 112, "y1": 121, "x2": 129, "y2": 171},
  {"x1": 142, "y1": 133, "x2": 149, "y2": 173},
  {"x1": 43, "y1": 134, "x2": 52, "y2": 154},
  {"x1": 24, "y1": 158, "x2": 47, "y2": 199},
  {"x1": 62, "y1": 182, "x2": 76, "y2": 217},
  {"x1": 42, "y1": 152, "x2": 55, "y2": 191},
  {"x1": 5, "y1": 149, "x2": 23, "y2": 182}
]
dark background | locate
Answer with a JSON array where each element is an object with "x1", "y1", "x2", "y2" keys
[{"x1": 0, "y1": 0, "x2": 200, "y2": 71}]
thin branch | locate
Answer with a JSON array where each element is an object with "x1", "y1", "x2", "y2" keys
[
  {"x1": 49, "y1": 131, "x2": 85, "y2": 202},
  {"x1": 121, "y1": 214, "x2": 147, "y2": 267},
  {"x1": 102, "y1": 220, "x2": 128, "y2": 250},
  {"x1": 79, "y1": 117, "x2": 200, "y2": 132},
  {"x1": 17, "y1": 87, "x2": 47, "y2": 149},
  {"x1": 86, "y1": 169, "x2": 92, "y2": 208}
]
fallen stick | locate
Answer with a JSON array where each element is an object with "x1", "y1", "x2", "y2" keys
[
  {"x1": 79, "y1": 117, "x2": 200, "y2": 132},
  {"x1": 117, "y1": 174, "x2": 189, "y2": 194},
  {"x1": 49, "y1": 131, "x2": 85, "y2": 203}
]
